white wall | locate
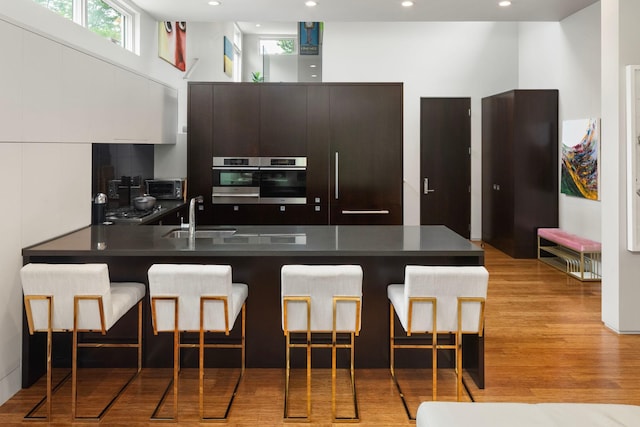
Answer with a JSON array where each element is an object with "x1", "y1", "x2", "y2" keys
[
  {"x1": 518, "y1": 4, "x2": 602, "y2": 242},
  {"x1": 243, "y1": 34, "x2": 262, "y2": 82},
  {"x1": 323, "y1": 21, "x2": 520, "y2": 236},
  {"x1": 0, "y1": 0, "x2": 183, "y2": 405},
  {"x1": 601, "y1": 0, "x2": 640, "y2": 332},
  {"x1": 153, "y1": 22, "x2": 236, "y2": 179},
  {"x1": 264, "y1": 54, "x2": 299, "y2": 82}
]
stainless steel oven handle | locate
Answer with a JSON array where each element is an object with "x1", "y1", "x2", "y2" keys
[
  {"x1": 341, "y1": 210, "x2": 390, "y2": 214},
  {"x1": 335, "y1": 152, "x2": 339, "y2": 200},
  {"x1": 259, "y1": 167, "x2": 306, "y2": 171},
  {"x1": 212, "y1": 193, "x2": 260, "y2": 198},
  {"x1": 212, "y1": 166, "x2": 259, "y2": 170}
]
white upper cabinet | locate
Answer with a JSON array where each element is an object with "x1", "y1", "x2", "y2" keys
[
  {"x1": 86, "y1": 54, "x2": 116, "y2": 143},
  {"x1": 148, "y1": 80, "x2": 178, "y2": 144},
  {"x1": 0, "y1": 17, "x2": 177, "y2": 144},
  {"x1": 61, "y1": 46, "x2": 95, "y2": 142},
  {"x1": 0, "y1": 20, "x2": 23, "y2": 142},
  {"x1": 113, "y1": 67, "x2": 149, "y2": 142},
  {"x1": 22, "y1": 30, "x2": 63, "y2": 142}
]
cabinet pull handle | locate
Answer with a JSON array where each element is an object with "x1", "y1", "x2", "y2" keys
[
  {"x1": 212, "y1": 193, "x2": 260, "y2": 198},
  {"x1": 424, "y1": 178, "x2": 435, "y2": 194},
  {"x1": 335, "y1": 152, "x2": 339, "y2": 200},
  {"x1": 341, "y1": 210, "x2": 390, "y2": 215},
  {"x1": 213, "y1": 166, "x2": 259, "y2": 171}
]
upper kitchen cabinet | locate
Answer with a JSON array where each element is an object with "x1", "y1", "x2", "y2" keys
[
  {"x1": 329, "y1": 83, "x2": 403, "y2": 225},
  {"x1": 113, "y1": 68, "x2": 149, "y2": 142},
  {"x1": 61, "y1": 46, "x2": 105, "y2": 143},
  {"x1": 260, "y1": 84, "x2": 308, "y2": 156},
  {"x1": 22, "y1": 30, "x2": 63, "y2": 142},
  {"x1": 147, "y1": 80, "x2": 178, "y2": 144},
  {"x1": 212, "y1": 84, "x2": 260, "y2": 157},
  {"x1": 188, "y1": 83, "x2": 215, "y2": 224},
  {"x1": 0, "y1": 18, "x2": 176, "y2": 144},
  {"x1": 482, "y1": 89, "x2": 558, "y2": 258},
  {"x1": 0, "y1": 20, "x2": 23, "y2": 142}
]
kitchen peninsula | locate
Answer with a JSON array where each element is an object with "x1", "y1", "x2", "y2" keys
[{"x1": 22, "y1": 224, "x2": 485, "y2": 388}]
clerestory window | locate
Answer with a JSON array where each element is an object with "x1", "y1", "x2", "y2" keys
[{"x1": 32, "y1": 0, "x2": 137, "y2": 53}]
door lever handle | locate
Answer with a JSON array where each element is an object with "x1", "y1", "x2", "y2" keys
[{"x1": 424, "y1": 178, "x2": 435, "y2": 194}]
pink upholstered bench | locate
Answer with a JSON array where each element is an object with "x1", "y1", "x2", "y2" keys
[{"x1": 537, "y1": 228, "x2": 601, "y2": 281}]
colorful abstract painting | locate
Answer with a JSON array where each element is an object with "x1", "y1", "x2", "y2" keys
[
  {"x1": 561, "y1": 118, "x2": 600, "y2": 200},
  {"x1": 158, "y1": 22, "x2": 186, "y2": 71},
  {"x1": 223, "y1": 36, "x2": 233, "y2": 77}
]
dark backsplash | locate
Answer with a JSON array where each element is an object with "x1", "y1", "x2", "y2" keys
[{"x1": 92, "y1": 144, "x2": 154, "y2": 196}]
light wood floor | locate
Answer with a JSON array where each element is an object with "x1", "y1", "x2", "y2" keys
[{"x1": 2, "y1": 243, "x2": 640, "y2": 426}]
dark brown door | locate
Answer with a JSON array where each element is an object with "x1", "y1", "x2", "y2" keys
[{"x1": 420, "y1": 98, "x2": 471, "y2": 238}]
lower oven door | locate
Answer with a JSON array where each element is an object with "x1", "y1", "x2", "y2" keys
[
  {"x1": 212, "y1": 168, "x2": 260, "y2": 204},
  {"x1": 259, "y1": 168, "x2": 307, "y2": 204}
]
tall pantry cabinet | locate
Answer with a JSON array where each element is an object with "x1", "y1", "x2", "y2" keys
[{"x1": 481, "y1": 89, "x2": 559, "y2": 258}]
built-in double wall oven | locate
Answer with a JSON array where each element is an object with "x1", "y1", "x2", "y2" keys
[{"x1": 212, "y1": 157, "x2": 307, "y2": 204}]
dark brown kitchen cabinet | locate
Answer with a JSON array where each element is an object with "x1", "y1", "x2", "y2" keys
[
  {"x1": 329, "y1": 83, "x2": 403, "y2": 225},
  {"x1": 260, "y1": 84, "x2": 308, "y2": 156},
  {"x1": 212, "y1": 83, "x2": 260, "y2": 157},
  {"x1": 189, "y1": 82, "x2": 403, "y2": 226},
  {"x1": 212, "y1": 204, "x2": 327, "y2": 225},
  {"x1": 306, "y1": 85, "x2": 330, "y2": 212},
  {"x1": 211, "y1": 204, "x2": 260, "y2": 225},
  {"x1": 481, "y1": 89, "x2": 558, "y2": 258},
  {"x1": 260, "y1": 205, "x2": 328, "y2": 225},
  {"x1": 187, "y1": 82, "x2": 214, "y2": 224}
]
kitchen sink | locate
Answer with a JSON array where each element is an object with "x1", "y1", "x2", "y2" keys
[{"x1": 164, "y1": 229, "x2": 237, "y2": 239}]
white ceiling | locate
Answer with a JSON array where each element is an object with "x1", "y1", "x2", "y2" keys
[{"x1": 129, "y1": 0, "x2": 598, "y2": 31}]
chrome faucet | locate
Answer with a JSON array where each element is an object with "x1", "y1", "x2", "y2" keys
[{"x1": 188, "y1": 195, "x2": 203, "y2": 239}]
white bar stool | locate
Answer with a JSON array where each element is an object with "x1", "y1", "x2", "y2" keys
[
  {"x1": 147, "y1": 264, "x2": 248, "y2": 421},
  {"x1": 388, "y1": 265, "x2": 488, "y2": 419},
  {"x1": 281, "y1": 264, "x2": 363, "y2": 422},
  {"x1": 20, "y1": 263, "x2": 145, "y2": 422}
]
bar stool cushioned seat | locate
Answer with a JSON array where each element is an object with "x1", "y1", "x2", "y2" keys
[
  {"x1": 388, "y1": 265, "x2": 488, "y2": 418},
  {"x1": 281, "y1": 264, "x2": 363, "y2": 422},
  {"x1": 148, "y1": 264, "x2": 248, "y2": 421},
  {"x1": 20, "y1": 263, "x2": 145, "y2": 421}
]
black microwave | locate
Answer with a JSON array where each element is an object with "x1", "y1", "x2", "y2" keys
[{"x1": 145, "y1": 179, "x2": 184, "y2": 200}]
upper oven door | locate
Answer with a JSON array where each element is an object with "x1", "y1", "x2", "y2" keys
[
  {"x1": 212, "y1": 157, "x2": 260, "y2": 204},
  {"x1": 259, "y1": 157, "x2": 307, "y2": 204}
]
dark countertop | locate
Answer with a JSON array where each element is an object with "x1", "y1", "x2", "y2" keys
[{"x1": 22, "y1": 224, "x2": 483, "y2": 258}]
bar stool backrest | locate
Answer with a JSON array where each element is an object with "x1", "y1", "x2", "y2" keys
[
  {"x1": 404, "y1": 266, "x2": 488, "y2": 333},
  {"x1": 21, "y1": 263, "x2": 114, "y2": 331},
  {"x1": 148, "y1": 264, "x2": 236, "y2": 332},
  {"x1": 281, "y1": 264, "x2": 363, "y2": 333}
]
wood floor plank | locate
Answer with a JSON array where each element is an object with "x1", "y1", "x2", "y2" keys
[{"x1": 2, "y1": 243, "x2": 640, "y2": 425}]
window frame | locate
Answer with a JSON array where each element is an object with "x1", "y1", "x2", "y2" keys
[
  {"x1": 259, "y1": 37, "x2": 298, "y2": 56},
  {"x1": 32, "y1": 0, "x2": 137, "y2": 53}
]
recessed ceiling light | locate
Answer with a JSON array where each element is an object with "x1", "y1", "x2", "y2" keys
[
  {"x1": 401, "y1": 1, "x2": 414, "y2": 7},
  {"x1": 310, "y1": 64, "x2": 317, "y2": 68},
  {"x1": 255, "y1": 23, "x2": 261, "y2": 27},
  {"x1": 208, "y1": 1, "x2": 221, "y2": 5},
  {"x1": 498, "y1": 1, "x2": 511, "y2": 6},
  {"x1": 305, "y1": 1, "x2": 317, "y2": 7},
  {"x1": 311, "y1": 74, "x2": 318, "y2": 78}
]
